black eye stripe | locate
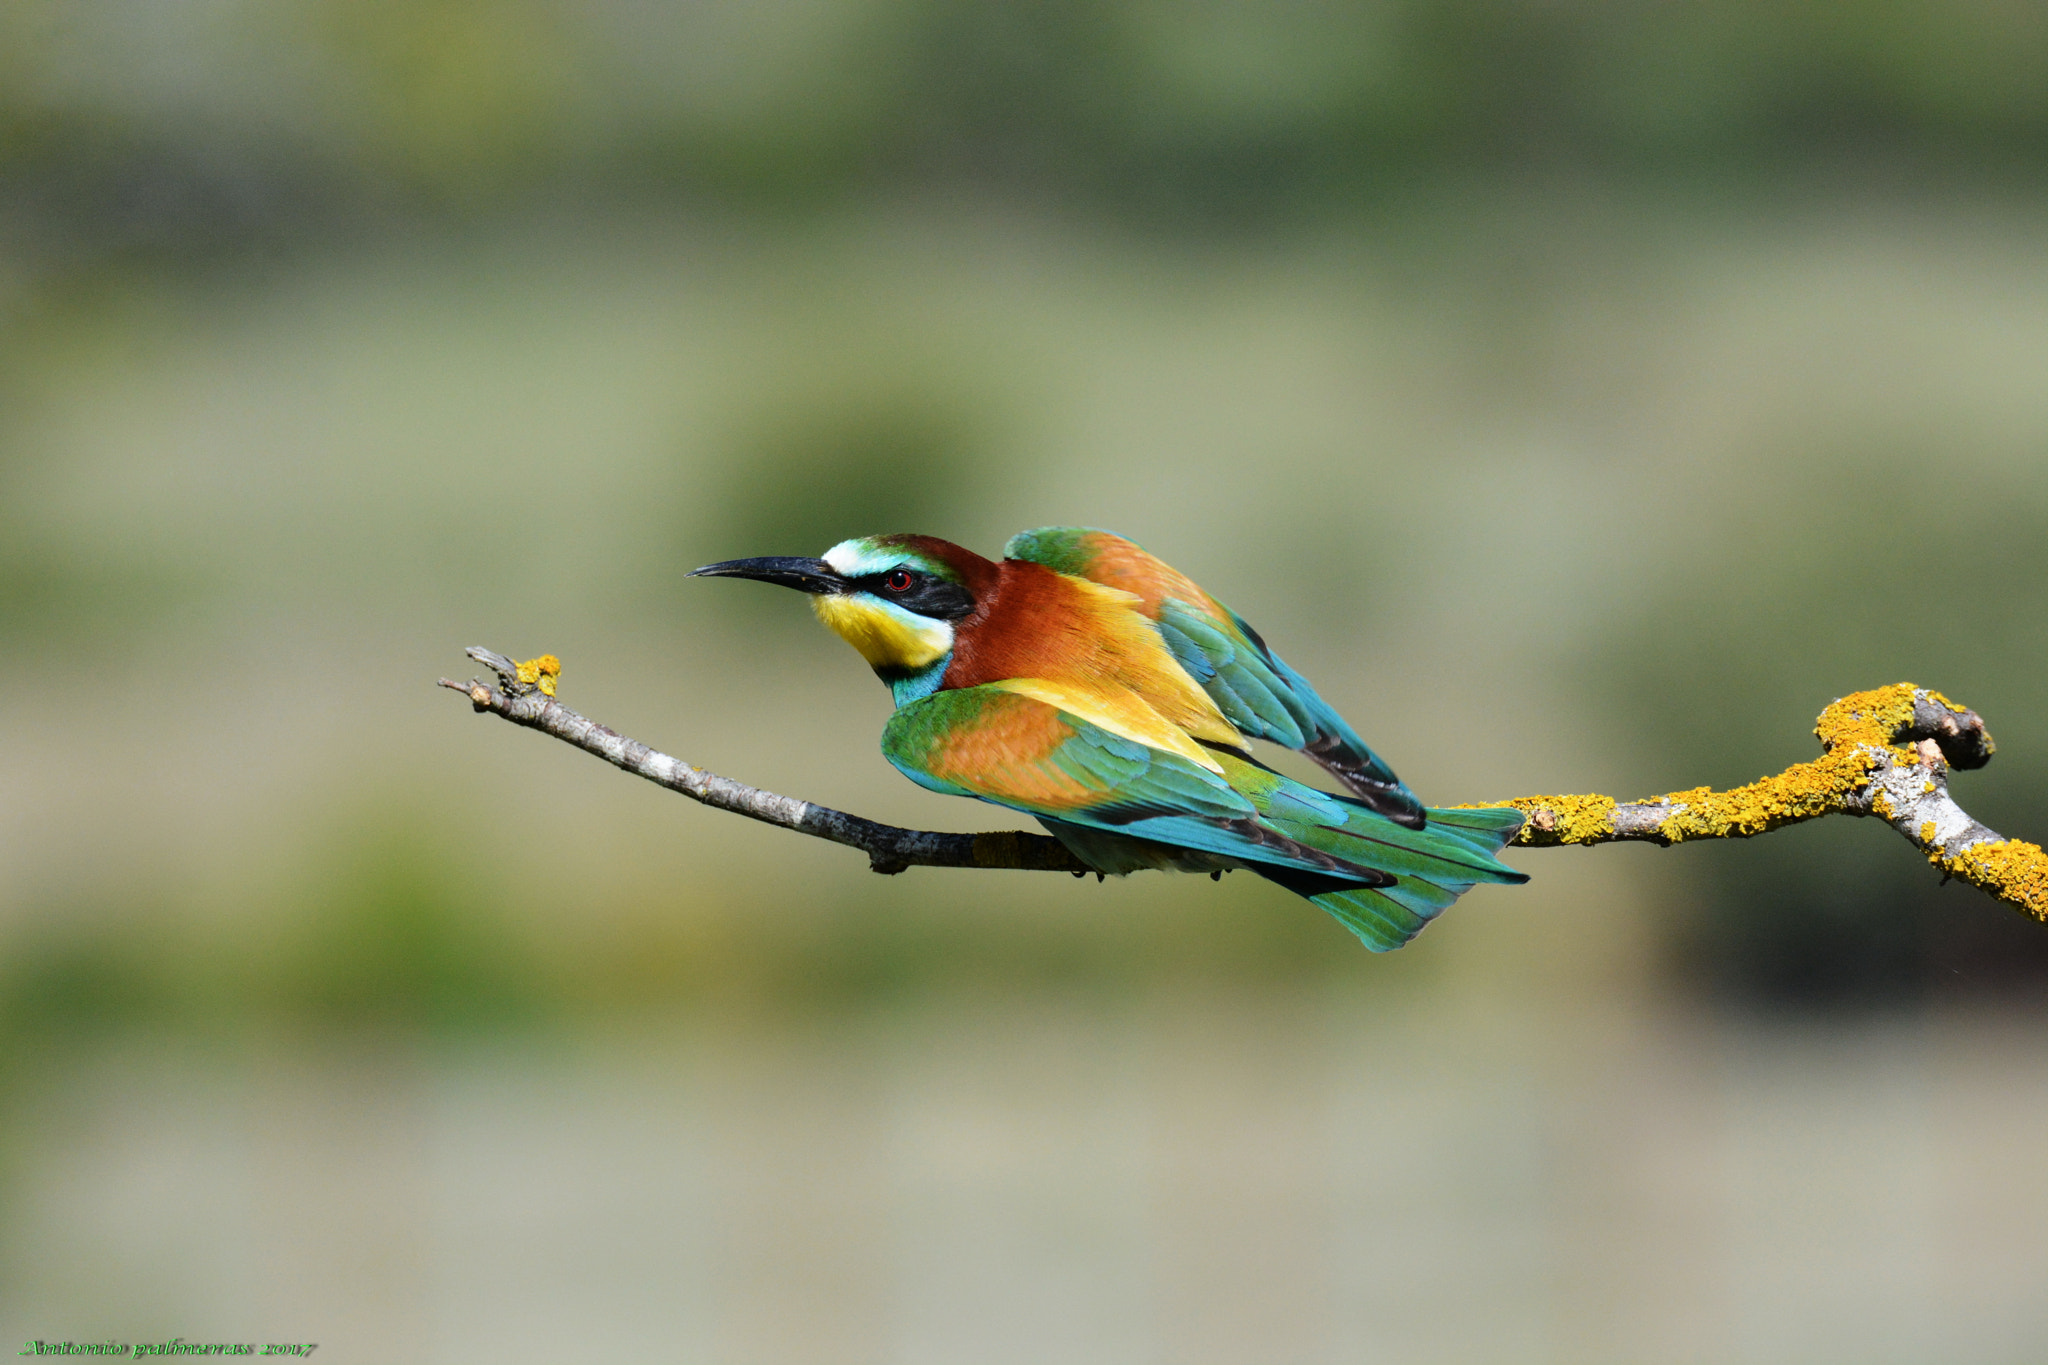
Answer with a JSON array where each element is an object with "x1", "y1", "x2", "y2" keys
[{"x1": 854, "y1": 568, "x2": 977, "y2": 622}]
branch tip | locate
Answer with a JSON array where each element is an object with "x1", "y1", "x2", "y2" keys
[{"x1": 464, "y1": 646, "x2": 519, "y2": 681}]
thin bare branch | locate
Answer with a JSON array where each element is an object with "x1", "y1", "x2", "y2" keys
[
  {"x1": 440, "y1": 652, "x2": 2046, "y2": 923},
  {"x1": 438, "y1": 648, "x2": 1088, "y2": 877}
]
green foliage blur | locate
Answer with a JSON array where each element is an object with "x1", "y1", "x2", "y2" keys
[
  {"x1": 6, "y1": 0, "x2": 2048, "y2": 244},
  {"x1": 3, "y1": 0, "x2": 2047, "y2": 1060}
]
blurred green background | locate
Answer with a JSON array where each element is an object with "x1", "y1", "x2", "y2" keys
[{"x1": 4, "y1": 1, "x2": 2048, "y2": 1359}]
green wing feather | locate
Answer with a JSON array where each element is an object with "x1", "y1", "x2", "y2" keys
[
  {"x1": 1004, "y1": 526, "x2": 1423, "y2": 825},
  {"x1": 882, "y1": 686, "x2": 1373, "y2": 880},
  {"x1": 882, "y1": 685, "x2": 1526, "y2": 950}
]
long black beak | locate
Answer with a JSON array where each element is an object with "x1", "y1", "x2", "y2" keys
[{"x1": 688, "y1": 556, "x2": 848, "y2": 594}]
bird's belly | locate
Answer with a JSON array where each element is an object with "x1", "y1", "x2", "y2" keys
[{"x1": 1036, "y1": 818, "x2": 1239, "y2": 877}]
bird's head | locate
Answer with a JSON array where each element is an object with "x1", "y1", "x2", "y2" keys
[{"x1": 690, "y1": 534, "x2": 992, "y2": 682}]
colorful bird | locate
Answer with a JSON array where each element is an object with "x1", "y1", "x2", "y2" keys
[{"x1": 691, "y1": 528, "x2": 1526, "y2": 949}]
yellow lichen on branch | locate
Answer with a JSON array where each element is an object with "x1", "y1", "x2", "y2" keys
[
  {"x1": 1933, "y1": 839, "x2": 2048, "y2": 922},
  {"x1": 515, "y1": 654, "x2": 561, "y2": 697},
  {"x1": 1813, "y1": 681, "x2": 1921, "y2": 752},
  {"x1": 1481, "y1": 749, "x2": 1877, "y2": 849},
  {"x1": 1469, "y1": 682, "x2": 2046, "y2": 928},
  {"x1": 1487, "y1": 793, "x2": 1619, "y2": 844},
  {"x1": 1646, "y1": 761, "x2": 1852, "y2": 841},
  {"x1": 1650, "y1": 680, "x2": 1915, "y2": 839},
  {"x1": 1482, "y1": 684, "x2": 1922, "y2": 848}
]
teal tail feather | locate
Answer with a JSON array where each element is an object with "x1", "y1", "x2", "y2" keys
[
  {"x1": 1304, "y1": 805, "x2": 1526, "y2": 951},
  {"x1": 1039, "y1": 740, "x2": 1529, "y2": 953},
  {"x1": 1205, "y1": 751, "x2": 1529, "y2": 950}
]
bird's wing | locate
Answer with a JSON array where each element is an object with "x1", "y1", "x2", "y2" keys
[
  {"x1": 882, "y1": 683, "x2": 1394, "y2": 885},
  {"x1": 1003, "y1": 527, "x2": 1423, "y2": 825}
]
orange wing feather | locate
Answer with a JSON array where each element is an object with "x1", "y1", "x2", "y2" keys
[
  {"x1": 921, "y1": 689, "x2": 1103, "y2": 809},
  {"x1": 1053, "y1": 531, "x2": 1229, "y2": 625},
  {"x1": 943, "y1": 559, "x2": 1241, "y2": 750}
]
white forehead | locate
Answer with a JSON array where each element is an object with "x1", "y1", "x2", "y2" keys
[{"x1": 823, "y1": 539, "x2": 905, "y2": 577}]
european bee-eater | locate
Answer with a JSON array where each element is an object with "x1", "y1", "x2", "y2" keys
[{"x1": 692, "y1": 528, "x2": 1526, "y2": 949}]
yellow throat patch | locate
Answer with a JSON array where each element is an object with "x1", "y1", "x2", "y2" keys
[{"x1": 812, "y1": 594, "x2": 954, "y2": 671}]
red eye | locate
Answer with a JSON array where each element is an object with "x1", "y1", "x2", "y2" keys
[{"x1": 884, "y1": 570, "x2": 913, "y2": 592}]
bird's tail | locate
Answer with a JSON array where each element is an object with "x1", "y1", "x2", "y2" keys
[
  {"x1": 1217, "y1": 753, "x2": 1528, "y2": 951},
  {"x1": 1295, "y1": 805, "x2": 1527, "y2": 951}
]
